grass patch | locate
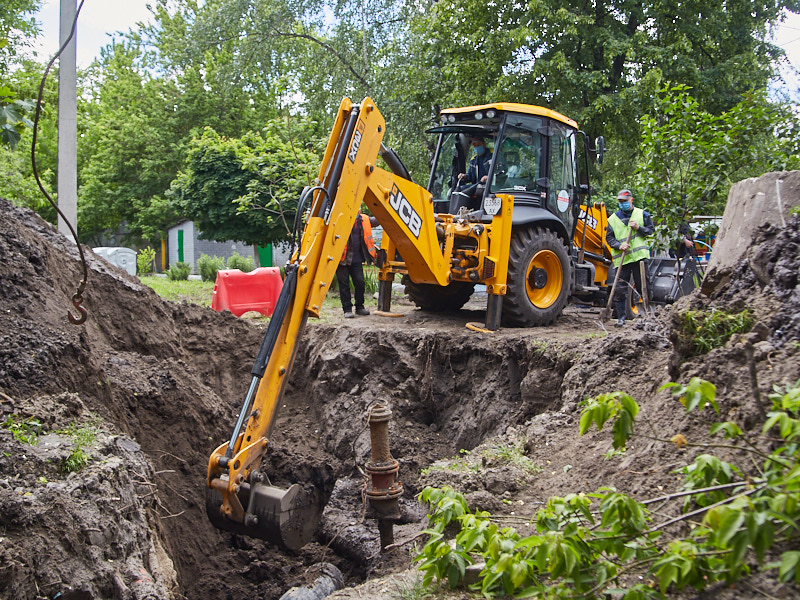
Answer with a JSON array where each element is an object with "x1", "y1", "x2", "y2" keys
[
  {"x1": 683, "y1": 308, "x2": 753, "y2": 355},
  {"x1": 2, "y1": 415, "x2": 42, "y2": 444},
  {"x1": 141, "y1": 277, "x2": 215, "y2": 307},
  {"x1": 483, "y1": 439, "x2": 542, "y2": 474},
  {"x1": 57, "y1": 421, "x2": 100, "y2": 473}
]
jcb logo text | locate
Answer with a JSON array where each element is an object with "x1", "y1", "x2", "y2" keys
[{"x1": 389, "y1": 185, "x2": 422, "y2": 238}]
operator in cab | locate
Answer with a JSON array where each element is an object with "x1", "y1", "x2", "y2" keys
[{"x1": 452, "y1": 134, "x2": 493, "y2": 212}]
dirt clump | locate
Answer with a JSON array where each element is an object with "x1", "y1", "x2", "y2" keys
[{"x1": 1, "y1": 191, "x2": 799, "y2": 600}]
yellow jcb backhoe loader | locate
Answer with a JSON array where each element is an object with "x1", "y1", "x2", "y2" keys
[{"x1": 206, "y1": 97, "x2": 609, "y2": 548}]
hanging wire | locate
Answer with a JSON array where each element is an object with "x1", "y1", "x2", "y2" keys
[{"x1": 31, "y1": 0, "x2": 88, "y2": 325}]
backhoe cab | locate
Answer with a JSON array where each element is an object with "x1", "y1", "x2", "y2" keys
[
  {"x1": 206, "y1": 98, "x2": 607, "y2": 548},
  {"x1": 379, "y1": 102, "x2": 606, "y2": 327}
]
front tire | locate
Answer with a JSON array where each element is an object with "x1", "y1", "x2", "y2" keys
[
  {"x1": 503, "y1": 227, "x2": 570, "y2": 326},
  {"x1": 402, "y1": 275, "x2": 475, "y2": 311}
]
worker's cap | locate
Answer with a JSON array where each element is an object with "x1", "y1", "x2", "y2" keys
[{"x1": 617, "y1": 189, "x2": 633, "y2": 201}]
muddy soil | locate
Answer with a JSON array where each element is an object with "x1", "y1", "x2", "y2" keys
[{"x1": 1, "y1": 195, "x2": 799, "y2": 600}]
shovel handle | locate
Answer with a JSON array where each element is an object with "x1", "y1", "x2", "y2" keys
[{"x1": 605, "y1": 228, "x2": 635, "y2": 311}]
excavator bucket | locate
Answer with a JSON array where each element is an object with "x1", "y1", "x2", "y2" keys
[{"x1": 205, "y1": 478, "x2": 324, "y2": 550}]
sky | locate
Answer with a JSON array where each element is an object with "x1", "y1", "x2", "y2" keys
[
  {"x1": 31, "y1": 0, "x2": 800, "y2": 97},
  {"x1": 32, "y1": 0, "x2": 157, "y2": 66}
]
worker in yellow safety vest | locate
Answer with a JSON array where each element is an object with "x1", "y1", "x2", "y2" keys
[{"x1": 605, "y1": 189, "x2": 655, "y2": 327}]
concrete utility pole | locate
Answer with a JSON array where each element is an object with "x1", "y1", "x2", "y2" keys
[{"x1": 57, "y1": 0, "x2": 78, "y2": 242}]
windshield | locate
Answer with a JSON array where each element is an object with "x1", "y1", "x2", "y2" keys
[
  {"x1": 428, "y1": 132, "x2": 498, "y2": 209},
  {"x1": 490, "y1": 117, "x2": 543, "y2": 194},
  {"x1": 429, "y1": 133, "x2": 462, "y2": 207}
]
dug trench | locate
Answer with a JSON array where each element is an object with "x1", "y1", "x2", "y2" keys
[
  {"x1": 2, "y1": 169, "x2": 800, "y2": 600},
  {"x1": 0, "y1": 197, "x2": 581, "y2": 600}
]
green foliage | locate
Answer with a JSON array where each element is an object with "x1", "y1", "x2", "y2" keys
[
  {"x1": 168, "y1": 118, "x2": 321, "y2": 249},
  {"x1": 417, "y1": 378, "x2": 800, "y2": 597},
  {"x1": 421, "y1": 443, "x2": 541, "y2": 478},
  {"x1": 2, "y1": 414, "x2": 41, "y2": 444},
  {"x1": 393, "y1": 574, "x2": 434, "y2": 600},
  {"x1": 661, "y1": 377, "x2": 719, "y2": 414},
  {"x1": 57, "y1": 421, "x2": 98, "y2": 473},
  {"x1": 166, "y1": 261, "x2": 191, "y2": 281},
  {"x1": 137, "y1": 247, "x2": 157, "y2": 275},
  {"x1": 579, "y1": 391, "x2": 639, "y2": 451},
  {"x1": 77, "y1": 40, "x2": 205, "y2": 245},
  {"x1": 197, "y1": 254, "x2": 225, "y2": 282},
  {"x1": 0, "y1": 1, "x2": 41, "y2": 76},
  {"x1": 226, "y1": 252, "x2": 254, "y2": 273},
  {"x1": 3, "y1": 0, "x2": 794, "y2": 254},
  {"x1": 681, "y1": 309, "x2": 753, "y2": 356},
  {"x1": 764, "y1": 380, "x2": 800, "y2": 444},
  {"x1": 483, "y1": 439, "x2": 541, "y2": 475},
  {"x1": 363, "y1": 265, "x2": 379, "y2": 296},
  {"x1": 0, "y1": 89, "x2": 33, "y2": 148},
  {"x1": 636, "y1": 86, "x2": 800, "y2": 247},
  {"x1": 1, "y1": 59, "x2": 58, "y2": 220},
  {"x1": 394, "y1": 0, "x2": 788, "y2": 185}
]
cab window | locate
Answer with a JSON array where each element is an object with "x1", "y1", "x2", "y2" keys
[{"x1": 490, "y1": 116, "x2": 543, "y2": 194}]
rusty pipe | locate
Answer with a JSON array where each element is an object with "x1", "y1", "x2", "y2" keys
[{"x1": 364, "y1": 404, "x2": 402, "y2": 550}]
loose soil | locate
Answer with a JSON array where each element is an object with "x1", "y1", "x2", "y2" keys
[{"x1": 1, "y1": 194, "x2": 799, "y2": 600}]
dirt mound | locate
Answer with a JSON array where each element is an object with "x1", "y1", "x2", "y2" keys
[{"x1": 1, "y1": 185, "x2": 799, "y2": 600}]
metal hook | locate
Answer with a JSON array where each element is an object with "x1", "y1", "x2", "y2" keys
[{"x1": 68, "y1": 292, "x2": 87, "y2": 325}]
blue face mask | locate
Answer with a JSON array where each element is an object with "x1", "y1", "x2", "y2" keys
[
  {"x1": 474, "y1": 145, "x2": 485, "y2": 156},
  {"x1": 619, "y1": 201, "x2": 632, "y2": 211}
]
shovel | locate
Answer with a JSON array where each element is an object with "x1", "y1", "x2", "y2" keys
[{"x1": 600, "y1": 228, "x2": 634, "y2": 321}]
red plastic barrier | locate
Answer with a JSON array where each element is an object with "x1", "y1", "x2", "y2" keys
[{"x1": 211, "y1": 267, "x2": 283, "y2": 317}]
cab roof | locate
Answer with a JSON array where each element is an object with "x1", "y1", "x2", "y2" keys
[{"x1": 440, "y1": 103, "x2": 578, "y2": 130}]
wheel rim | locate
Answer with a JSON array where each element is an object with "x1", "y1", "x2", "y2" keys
[{"x1": 525, "y1": 249, "x2": 563, "y2": 308}]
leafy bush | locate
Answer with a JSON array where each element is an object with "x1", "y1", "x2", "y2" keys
[
  {"x1": 415, "y1": 378, "x2": 800, "y2": 598},
  {"x1": 197, "y1": 254, "x2": 225, "y2": 282},
  {"x1": 227, "y1": 252, "x2": 255, "y2": 272},
  {"x1": 137, "y1": 247, "x2": 157, "y2": 275},
  {"x1": 166, "y1": 261, "x2": 191, "y2": 281}
]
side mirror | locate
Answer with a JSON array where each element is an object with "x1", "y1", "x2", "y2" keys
[{"x1": 595, "y1": 136, "x2": 605, "y2": 165}]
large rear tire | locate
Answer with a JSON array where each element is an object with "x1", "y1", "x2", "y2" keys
[
  {"x1": 402, "y1": 275, "x2": 475, "y2": 311},
  {"x1": 503, "y1": 227, "x2": 570, "y2": 326}
]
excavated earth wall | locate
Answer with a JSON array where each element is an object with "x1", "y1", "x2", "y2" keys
[{"x1": 1, "y1": 169, "x2": 799, "y2": 600}]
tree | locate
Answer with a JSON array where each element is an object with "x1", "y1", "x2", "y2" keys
[
  {"x1": 168, "y1": 117, "x2": 322, "y2": 248},
  {"x1": 0, "y1": 59, "x2": 59, "y2": 219},
  {"x1": 636, "y1": 84, "x2": 800, "y2": 247},
  {"x1": 78, "y1": 39, "x2": 231, "y2": 244},
  {"x1": 0, "y1": 0, "x2": 41, "y2": 148},
  {"x1": 0, "y1": 1, "x2": 40, "y2": 75},
  {"x1": 393, "y1": 0, "x2": 795, "y2": 181}
]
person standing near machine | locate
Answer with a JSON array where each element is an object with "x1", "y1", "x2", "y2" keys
[
  {"x1": 605, "y1": 189, "x2": 655, "y2": 327},
  {"x1": 338, "y1": 212, "x2": 378, "y2": 318}
]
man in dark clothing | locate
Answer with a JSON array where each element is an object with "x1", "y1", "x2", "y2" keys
[
  {"x1": 338, "y1": 213, "x2": 378, "y2": 318},
  {"x1": 605, "y1": 189, "x2": 655, "y2": 327},
  {"x1": 671, "y1": 222, "x2": 695, "y2": 258},
  {"x1": 452, "y1": 135, "x2": 493, "y2": 211}
]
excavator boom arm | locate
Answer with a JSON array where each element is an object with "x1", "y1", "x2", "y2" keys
[{"x1": 206, "y1": 97, "x2": 450, "y2": 548}]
